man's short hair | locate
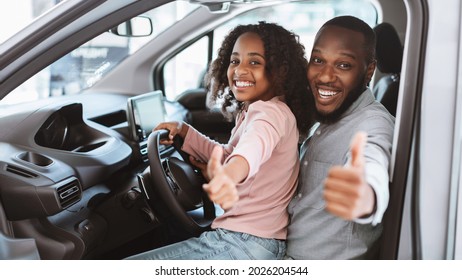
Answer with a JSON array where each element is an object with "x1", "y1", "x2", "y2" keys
[{"x1": 321, "y1": 15, "x2": 376, "y2": 64}]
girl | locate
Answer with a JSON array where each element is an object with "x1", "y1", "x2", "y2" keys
[{"x1": 127, "y1": 21, "x2": 314, "y2": 260}]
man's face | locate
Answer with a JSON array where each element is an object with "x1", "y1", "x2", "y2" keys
[{"x1": 307, "y1": 25, "x2": 376, "y2": 122}]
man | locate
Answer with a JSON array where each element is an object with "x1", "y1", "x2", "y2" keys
[
  {"x1": 284, "y1": 15, "x2": 394, "y2": 259},
  {"x1": 205, "y1": 16, "x2": 394, "y2": 259}
]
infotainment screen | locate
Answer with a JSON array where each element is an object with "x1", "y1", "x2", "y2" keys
[{"x1": 126, "y1": 91, "x2": 166, "y2": 143}]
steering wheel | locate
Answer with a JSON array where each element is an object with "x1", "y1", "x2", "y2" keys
[{"x1": 145, "y1": 129, "x2": 216, "y2": 235}]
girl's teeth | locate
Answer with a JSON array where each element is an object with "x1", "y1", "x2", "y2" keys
[{"x1": 236, "y1": 81, "x2": 254, "y2": 87}]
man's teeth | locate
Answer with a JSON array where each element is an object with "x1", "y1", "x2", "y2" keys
[
  {"x1": 235, "y1": 81, "x2": 254, "y2": 87},
  {"x1": 318, "y1": 89, "x2": 339, "y2": 98}
]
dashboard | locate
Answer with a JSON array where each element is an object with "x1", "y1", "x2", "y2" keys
[{"x1": 0, "y1": 92, "x2": 189, "y2": 259}]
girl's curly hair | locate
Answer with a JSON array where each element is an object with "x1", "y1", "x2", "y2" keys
[{"x1": 204, "y1": 21, "x2": 315, "y2": 137}]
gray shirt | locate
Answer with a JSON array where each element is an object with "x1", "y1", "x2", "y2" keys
[{"x1": 286, "y1": 88, "x2": 395, "y2": 259}]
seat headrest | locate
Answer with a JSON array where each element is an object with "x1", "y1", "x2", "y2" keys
[{"x1": 374, "y1": 22, "x2": 403, "y2": 74}]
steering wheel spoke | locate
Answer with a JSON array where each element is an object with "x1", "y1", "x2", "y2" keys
[{"x1": 146, "y1": 130, "x2": 216, "y2": 235}]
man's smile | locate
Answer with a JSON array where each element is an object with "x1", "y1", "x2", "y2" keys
[{"x1": 318, "y1": 88, "x2": 341, "y2": 99}]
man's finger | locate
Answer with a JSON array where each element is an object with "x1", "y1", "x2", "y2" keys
[
  {"x1": 350, "y1": 131, "x2": 367, "y2": 169},
  {"x1": 325, "y1": 202, "x2": 355, "y2": 220},
  {"x1": 326, "y1": 166, "x2": 363, "y2": 183}
]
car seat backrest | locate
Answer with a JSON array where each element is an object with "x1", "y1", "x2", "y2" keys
[
  {"x1": 176, "y1": 88, "x2": 207, "y2": 111},
  {"x1": 373, "y1": 22, "x2": 403, "y2": 117}
]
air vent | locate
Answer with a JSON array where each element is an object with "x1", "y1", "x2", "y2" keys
[
  {"x1": 56, "y1": 179, "x2": 81, "y2": 208},
  {"x1": 6, "y1": 164, "x2": 38, "y2": 178}
]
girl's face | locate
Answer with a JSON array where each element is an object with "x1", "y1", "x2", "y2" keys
[{"x1": 227, "y1": 32, "x2": 275, "y2": 104}]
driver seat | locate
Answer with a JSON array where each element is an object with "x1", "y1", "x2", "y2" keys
[{"x1": 373, "y1": 22, "x2": 403, "y2": 117}]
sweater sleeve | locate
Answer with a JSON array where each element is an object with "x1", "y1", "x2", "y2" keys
[
  {"x1": 181, "y1": 125, "x2": 230, "y2": 163},
  {"x1": 353, "y1": 115, "x2": 394, "y2": 225},
  {"x1": 227, "y1": 100, "x2": 294, "y2": 181}
]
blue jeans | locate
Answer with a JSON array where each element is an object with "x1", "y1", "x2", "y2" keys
[{"x1": 125, "y1": 228, "x2": 286, "y2": 260}]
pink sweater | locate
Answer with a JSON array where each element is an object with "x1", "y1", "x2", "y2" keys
[{"x1": 182, "y1": 96, "x2": 299, "y2": 239}]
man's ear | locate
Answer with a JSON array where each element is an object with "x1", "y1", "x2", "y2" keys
[{"x1": 365, "y1": 60, "x2": 377, "y2": 85}]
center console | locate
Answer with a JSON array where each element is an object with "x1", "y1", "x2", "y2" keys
[{"x1": 126, "y1": 90, "x2": 167, "y2": 161}]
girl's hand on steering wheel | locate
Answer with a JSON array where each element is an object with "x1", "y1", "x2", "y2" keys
[{"x1": 153, "y1": 121, "x2": 189, "y2": 145}]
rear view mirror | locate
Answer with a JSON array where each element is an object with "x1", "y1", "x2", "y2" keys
[
  {"x1": 190, "y1": 0, "x2": 230, "y2": 14},
  {"x1": 109, "y1": 15, "x2": 153, "y2": 37}
]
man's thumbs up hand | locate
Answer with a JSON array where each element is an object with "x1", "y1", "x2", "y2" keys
[{"x1": 323, "y1": 132, "x2": 376, "y2": 220}]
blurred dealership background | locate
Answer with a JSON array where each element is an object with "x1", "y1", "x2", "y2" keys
[{"x1": 0, "y1": 0, "x2": 376, "y2": 105}]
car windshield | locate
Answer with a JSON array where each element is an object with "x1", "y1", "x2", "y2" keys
[
  {"x1": 0, "y1": 0, "x2": 199, "y2": 105},
  {"x1": 0, "y1": 0, "x2": 62, "y2": 45}
]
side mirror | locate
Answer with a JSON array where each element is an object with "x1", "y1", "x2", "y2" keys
[{"x1": 109, "y1": 15, "x2": 153, "y2": 37}]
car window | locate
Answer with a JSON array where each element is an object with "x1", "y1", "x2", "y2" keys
[
  {"x1": 164, "y1": 36, "x2": 209, "y2": 101},
  {"x1": 1, "y1": 1, "x2": 199, "y2": 105},
  {"x1": 162, "y1": 0, "x2": 377, "y2": 101}
]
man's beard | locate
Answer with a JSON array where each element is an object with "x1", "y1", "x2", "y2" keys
[{"x1": 314, "y1": 77, "x2": 366, "y2": 124}]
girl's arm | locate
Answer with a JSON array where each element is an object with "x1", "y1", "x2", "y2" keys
[{"x1": 155, "y1": 120, "x2": 229, "y2": 163}]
